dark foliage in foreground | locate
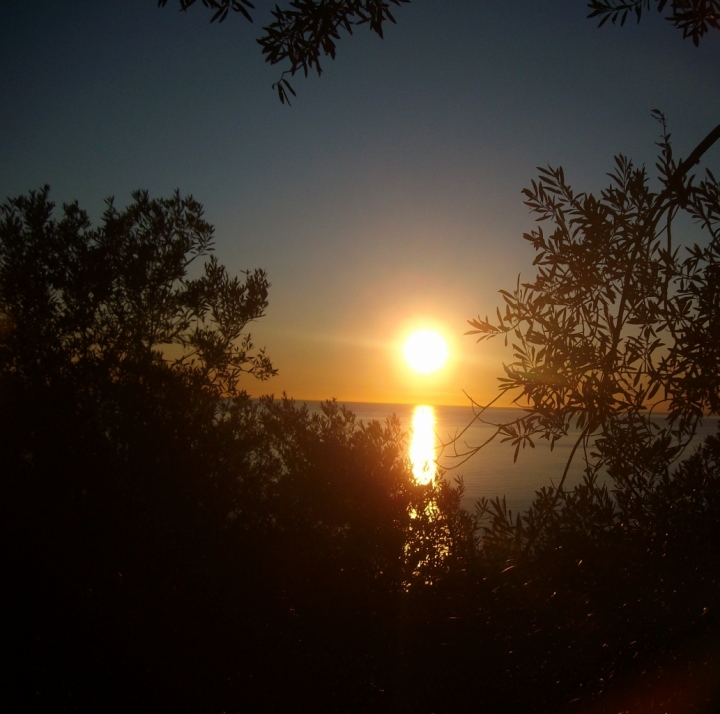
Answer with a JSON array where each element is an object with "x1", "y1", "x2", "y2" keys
[
  {"x1": 452, "y1": 116, "x2": 720, "y2": 711},
  {"x1": 2, "y1": 188, "x2": 719, "y2": 712}
]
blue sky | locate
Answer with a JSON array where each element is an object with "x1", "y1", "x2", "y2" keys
[{"x1": 2, "y1": 1, "x2": 719, "y2": 404}]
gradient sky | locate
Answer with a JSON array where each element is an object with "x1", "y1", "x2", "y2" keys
[{"x1": 2, "y1": 1, "x2": 719, "y2": 406}]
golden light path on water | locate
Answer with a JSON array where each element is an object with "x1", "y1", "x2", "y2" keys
[{"x1": 409, "y1": 405, "x2": 437, "y2": 484}]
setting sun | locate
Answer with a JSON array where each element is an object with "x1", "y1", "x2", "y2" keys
[{"x1": 403, "y1": 329, "x2": 449, "y2": 374}]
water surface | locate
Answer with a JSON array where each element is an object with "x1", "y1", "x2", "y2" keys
[{"x1": 307, "y1": 401, "x2": 718, "y2": 515}]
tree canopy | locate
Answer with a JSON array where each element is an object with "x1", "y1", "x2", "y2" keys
[
  {"x1": 455, "y1": 114, "x2": 720, "y2": 554},
  {"x1": 588, "y1": 0, "x2": 720, "y2": 45},
  {"x1": 0, "y1": 187, "x2": 275, "y2": 398},
  {"x1": 1, "y1": 187, "x2": 480, "y2": 712},
  {"x1": 157, "y1": 0, "x2": 410, "y2": 102},
  {"x1": 157, "y1": 1, "x2": 719, "y2": 102}
]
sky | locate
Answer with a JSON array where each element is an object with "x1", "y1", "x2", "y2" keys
[{"x1": 2, "y1": 1, "x2": 719, "y2": 406}]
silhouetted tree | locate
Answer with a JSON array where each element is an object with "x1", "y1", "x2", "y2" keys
[
  {"x1": 0, "y1": 187, "x2": 276, "y2": 710},
  {"x1": 156, "y1": 1, "x2": 719, "y2": 104},
  {"x1": 589, "y1": 0, "x2": 720, "y2": 44},
  {"x1": 435, "y1": 115, "x2": 720, "y2": 712},
  {"x1": 0, "y1": 187, "x2": 478, "y2": 712},
  {"x1": 157, "y1": 0, "x2": 410, "y2": 102},
  {"x1": 0, "y1": 186, "x2": 275, "y2": 394},
  {"x1": 460, "y1": 113, "x2": 720, "y2": 549}
]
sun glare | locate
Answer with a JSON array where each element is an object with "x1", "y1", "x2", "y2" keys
[
  {"x1": 410, "y1": 405, "x2": 436, "y2": 484},
  {"x1": 403, "y1": 329, "x2": 449, "y2": 374}
]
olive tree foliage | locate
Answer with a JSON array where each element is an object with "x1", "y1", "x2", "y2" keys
[
  {"x1": 157, "y1": 0, "x2": 410, "y2": 103},
  {"x1": 0, "y1": 187, "x2": 484, "y2": 712},
  {"x1": 451, "y1": 114, "x2": 720, "y2": 554},
  {"x1": 155, "y1": 1, "x2": 720, "y2": 104},
  {"x1": 0, "y1": 187, "x2": 275, "y2": 399},
  {"x1": 588, "y1": 0, "x2": 720, "y2": 45}
]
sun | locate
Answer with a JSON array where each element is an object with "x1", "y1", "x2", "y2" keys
[{"x1": 403, "y1": 329, "x2": 449, "y2": 374}]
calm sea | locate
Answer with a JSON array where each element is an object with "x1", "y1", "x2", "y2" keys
[{"x1": 305, "y1": 401, "x2": 719, "y2": 515}]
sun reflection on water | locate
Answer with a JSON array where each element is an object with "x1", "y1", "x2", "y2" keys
[{"x1": 409, "y1": 405, "x2": 437, "y2": 484}]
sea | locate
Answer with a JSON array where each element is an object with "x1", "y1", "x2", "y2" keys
[{"x1": 304, "y1": 401, "x2": 719, "y2": 516}]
